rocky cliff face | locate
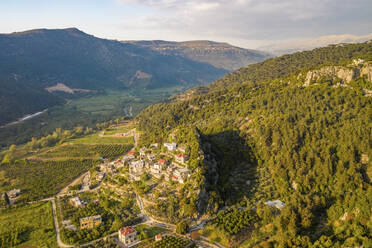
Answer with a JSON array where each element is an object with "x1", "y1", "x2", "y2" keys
[
  {"x1": 304, "y1": 61, "x2": 372, "y2": 86},
  {"x1": 361, "y1": 64, "x2": 372, "y2": 82}
]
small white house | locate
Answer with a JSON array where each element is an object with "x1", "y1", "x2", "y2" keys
[
  {"x1": 164, "y1": 142, "x2": 177, "y2": 151},
  {"x1": 119, "y1": 226, "x2": 137, "y2": 246},
  {"x1": 70, "y1": 197, "x2": 85, "y2": 208},
  {"x1": 265, "y1": 200, "x2": 285, "y2": 210}
]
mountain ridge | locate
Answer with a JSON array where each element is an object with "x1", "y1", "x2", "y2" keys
[
  {"x1": 259, "y1": 33, "x2": 372, "y2": 55},
  {"x1": 123, "y1": 39, "x2": 270, "y2": 71},
  {"x1": 0, "y1": 28, "x2": 228, "y2": 125}
]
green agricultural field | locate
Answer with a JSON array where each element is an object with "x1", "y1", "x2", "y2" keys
[
  {"x1": 102, "y1": 126, "x2": 133, "y2": 136},
  {"x1": 37, "y1": 144, "x2": 132, "y2": 160},
  {"x1": 69, "y1": 133, "x2": 133, "y2": 144},
  {"x1": 0, "y1": 159, "x2": 98, "y2": 201},
  {"x1": 150, "y1": 235, "x2": 191, "y2": 248},
  {"x1": 0, "y1": 86, "x2": 185, "y2": 149},
  {"x1": 0, "y1": 201, "x2": 57, "y2": 248}
]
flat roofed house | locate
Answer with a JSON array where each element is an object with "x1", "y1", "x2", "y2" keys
[
  {"x1": 96, "y1": 172, "x2": 105, "y2": 181},
  {"x1": 7, "y1": 188, "x2": 21, "y2": 198},
  {"x1": 80, "y1": 215, "x2": 102, "y2": 230},
  {"x1": 164, "y1": 142, "x2": 177, "y2": 151},
  {"x1": 70, "y1": 196, "x2": 85, "y2": 208},
  {"x1": 119, "y1": 226, "x2": 137, "y2": 246},
  {"x1": 265, "y1": 200, "x2": 285, "y2": 210}
]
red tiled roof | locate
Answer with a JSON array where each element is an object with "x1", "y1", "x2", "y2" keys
[
  {"x1": 128, "y1": 151, "x2": 135, "y2": 155},
  {"x1": 120, "y1": 226, "x2": 135, "y2": 236},
  {"x1": 158, "y1": 159, "x2": 166, "y2": 164},
  {"x1": 176, "y1": 153, "x2": 188, "y2": 158}
]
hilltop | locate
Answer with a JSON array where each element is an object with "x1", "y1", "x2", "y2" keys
[{"x1": 124, "y1": 40, "x2": 270, "y2": 71}]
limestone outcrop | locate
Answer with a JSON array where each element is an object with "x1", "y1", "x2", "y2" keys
[{"x1": 304, "y1": 61, "x2": 372, "y2": 86}]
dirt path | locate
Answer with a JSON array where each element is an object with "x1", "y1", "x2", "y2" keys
[{"x1": 50, "y1": 198, "x2": 74, "y2": 248}]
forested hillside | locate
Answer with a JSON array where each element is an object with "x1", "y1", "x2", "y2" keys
[
  {"x1": 210, "y1": 41, "x2": 372, "y2": 89},
  {"x1": 135, "y1": 42, "x2": 372, "y2": 247}
]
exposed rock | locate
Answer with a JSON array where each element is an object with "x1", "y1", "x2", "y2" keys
[
  {"x1": 304, "y1": 66, "x2": 358, "y2": 86},
  {"x1": 360, "y1": 63, "x2": 372, "y2": 82},
  {"x1": 291, "y1": 181, "x2": 298, "y2": 191},
  {"x1": 304, "y1": 62, "x2": 372, "y2": 86}
]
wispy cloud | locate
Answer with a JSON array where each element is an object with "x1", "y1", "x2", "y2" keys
[{"x1": 116, "y1": 0, "x2": 372, "y2": 48}]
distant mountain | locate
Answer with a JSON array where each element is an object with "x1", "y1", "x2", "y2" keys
[
  {"x1": 0, "y1": 28, "x2": 227, "y2": 125},
  {"x1": 259, "y1": 33, "x2": 372, "y2": 56},
  {"x1": 123, "y1": 40, "x2": 270, "y2": 71}
]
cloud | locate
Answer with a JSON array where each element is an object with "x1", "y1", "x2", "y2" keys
[{"x1": 115, "y1": 0, "x2": 372, "y2": 48}]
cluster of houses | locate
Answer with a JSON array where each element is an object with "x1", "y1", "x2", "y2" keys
[{"x1": 125, "y1": 142, "x2": 191, "y2": 184}]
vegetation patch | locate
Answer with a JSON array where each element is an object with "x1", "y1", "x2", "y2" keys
[
  {"x1": 150, "y1": 235, "x2": 191, "y2": 248},
  {"x1": 0, "y1": 159, "x2": 97, "y2": 201},
  {"x1": 37, "y1": 144, "x2": 132, "y2": 160},
  {"x1": 69, "y1": 133, "x2": 133, "y2": 144},
  {"x1": 0, "y1": 202, "x2": 56, "y2": 247}
]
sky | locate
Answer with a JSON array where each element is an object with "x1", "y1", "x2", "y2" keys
[{"x1": 1, "y1": 0, "x2": 371, "y2": 48}]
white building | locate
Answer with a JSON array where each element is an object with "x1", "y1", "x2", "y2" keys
[
  {"x1": 164, "y1": 142, "x2": 177, "y2": 151},
  {"x1": 70, "y1": 197, "x2": 85, "y2": 208},
  {"x1": 265, "y1": 200, "x2": 285, "y2": 210},
  {"x1": 119, "y1": 226, "x2": 137, "y2": 246},
  {"x1": 7, "y1": 189, "x2": 21, "y2": 198}
]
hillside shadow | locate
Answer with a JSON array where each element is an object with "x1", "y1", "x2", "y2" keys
[{"x1": 200, "y1": 130, "x2": 258, "y2": 205}]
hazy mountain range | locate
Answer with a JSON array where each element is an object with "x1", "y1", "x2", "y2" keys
[
  {"x1": 259, "y1": 33, "x2": 372, "y2": 55},
  {"x1": 123, "y1": 40, "x2": 270, "y2": 71},
  {"x1": 0, "y1": 28, "x2": 268, "y2": 126}
]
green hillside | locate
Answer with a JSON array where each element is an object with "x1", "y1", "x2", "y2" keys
[{"x1": 135, "y1": 42, "x2": 372, "y2": 247}]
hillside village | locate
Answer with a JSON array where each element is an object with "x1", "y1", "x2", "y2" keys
[{"x1": 50, "y1": 128, "x2": 211, "y2": 248}]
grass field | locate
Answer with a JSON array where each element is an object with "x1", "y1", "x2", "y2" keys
[
  {"x1": 0, "y1": 202, "x2": 57, "y2": 248},
  {"x1": 201, "y1": 224, "x2": 230, "y2": 247},
  {"x1": 135, "y1": 224, "x2": 167, "y2": 240},
  {"x1": 102, "y1": 126, "x2": 133, "y2": 136}
]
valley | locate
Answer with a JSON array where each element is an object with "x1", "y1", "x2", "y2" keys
[{"x1": 0, "y1": 86, "x2": 185, "y2": 149}]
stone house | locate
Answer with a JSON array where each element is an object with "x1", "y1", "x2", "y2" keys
[
  {"x1": 80, "y1": 215, "x2": 102, "y2": 229},
  {"x1": 119, "y1": 226, "x2": 137, "y2": 246}
]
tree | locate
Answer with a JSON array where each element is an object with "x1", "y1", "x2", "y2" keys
[
  {"x1": 3, "y1": 192, "x2": 10, "y2": 205},
  {"x1": 176, "y1": 220, "x2": 189, "y2": 235}
]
